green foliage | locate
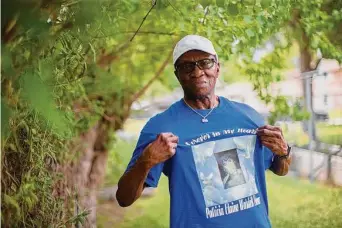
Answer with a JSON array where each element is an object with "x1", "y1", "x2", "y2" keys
[
  {"x1": 194, "y1": 0, "x2": 341, "y2": 122},
  {"x1": 2, "y1": 1, "x2": 196, "y2": 226},
  {"x1": 2, "y1": 0, "x2": 342, "y2": 226},
  {"x1": 104, "y1": 138, "x2": 137, "y2": 187},
  {"x1": 1, "y1": 110, "x2": 72, "y2": 227},
  {"x1": 66, "y1": 209, "x2": 91, "y2": 226},
  {"x1": 1, "y1": 100, "x2": 12, "y2": 138},
  {"x1": 20, "y1": 69, "x2": 68, "y2": 136},
  {"x1": 220, "y1": 59, "x2": 250, "y2": 84}
]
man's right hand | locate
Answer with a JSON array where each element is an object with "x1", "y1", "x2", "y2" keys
[
  {"x1": 116, "y1": 132, "x2": 178, "y2": 207},
  {"x1": 142, "y1": 132, "x2": 179, "y2": 168}
]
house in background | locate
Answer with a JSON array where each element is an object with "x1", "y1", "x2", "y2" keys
[
  {"x1": 316, "y1": 60, "x2": 342, "y2": 111},
  {"x1": 271, "y1": 59, "x2": 342, "y2": 115}
]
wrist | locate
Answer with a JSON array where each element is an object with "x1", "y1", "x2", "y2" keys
[
  {"x1": 277, "y1": 145, "x2": 291, "y2": 159},
  {"x1": 138, "y1": 155, "x2": 154, "y2": 170},
  {"x1": 140, "y1": 145, "x2": 156, "y2": 169}
]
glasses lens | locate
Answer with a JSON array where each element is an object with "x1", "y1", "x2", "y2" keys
[
  {"x1": 177, "y1": 62, "x2": 196, "y2": 73},
  {"x1": 198, "y1": 59, "x2": 215, "y2": 69},
  {"x1": 176, "y1": 59, "x2": 215, "y2": 74}
]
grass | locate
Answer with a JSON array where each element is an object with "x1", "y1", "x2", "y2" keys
[
  {"x1": 315, "y1": 109, "x2": 342, "y2": 145},
  {"x1": 280, "y1": 109, "x2": 342, "y2": 146},
  {"x1": 119, "y1": 177, "x2": 170, "y2": 228},
  {"x1": 329, "y1": 109, "x2": 342, "y2": 119},
  {"x1": 267, "y1": 174, "x2": 342, "y2": 228},
  {"x1": 103, "y1": 118, "x2": 148, "y2": 187},
  {"x1": 281, "y1": 122, "x2": 342, "y2": 147},
  {"x1": 104, "y1": 139, "x2": 138, "y2": 187},
  {"x1": 316, "y1": 123, "x2": 342, "y2": 145}
]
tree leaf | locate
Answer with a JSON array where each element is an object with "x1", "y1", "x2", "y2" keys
[
  {"x1": 3, "y1": 194, "x2": 21, "y2": 218},
  {"x1": 20, "y1": 69, "x2": 67, "y2": 136},
  {"x1": 1, "y1": 100, "x2": 12, "y2": 138}
]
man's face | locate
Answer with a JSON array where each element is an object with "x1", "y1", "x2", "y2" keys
[{"x1": 174, "y1": 50, "x2": 220, "y2": 98}]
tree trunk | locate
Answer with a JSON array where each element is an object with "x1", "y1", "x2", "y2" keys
[
  {"x1": 69, "y1": 119, "x2": 118, "y2": 228},
  {"x1": 66, "y1": 48, "x2": 174, "y2": 227},
  {"x1": 299, "y1": 28, "x2": 313, "y2": 105}
]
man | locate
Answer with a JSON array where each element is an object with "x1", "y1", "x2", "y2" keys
[{"x1": 116, "y1": 35, "x2": 292, "y2": 227}]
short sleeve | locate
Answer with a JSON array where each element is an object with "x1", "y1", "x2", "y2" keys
[
  {"x1": 263, "y1": 147, "x2": 274, "y2": 170},
  {"x1": 124, "y1": 131, "x2": 164, "y2": 188}
]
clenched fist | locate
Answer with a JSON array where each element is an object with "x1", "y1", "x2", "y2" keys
[
  {"x1": 142, "y1": 132, "x2": 179, "y2": 168},
  {"x1": 256, "y1": 125, "x2": 288, "y2": 157}
]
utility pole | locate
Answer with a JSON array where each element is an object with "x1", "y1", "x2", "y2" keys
[
  {"x1": 302, "y1": 70, "x2": 316, "y2": 182},
  {"x1": 303, "y1": 71, "x2": 316, "y2": 150}
]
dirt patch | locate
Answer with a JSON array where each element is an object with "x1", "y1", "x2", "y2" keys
[
  {"x1": 97, "y1": 199, "x2": 145, "y2": 227},
  {"x1": 97, "y1": 186, "x2": 157, "y2": 227}
]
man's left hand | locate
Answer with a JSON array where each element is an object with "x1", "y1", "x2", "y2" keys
[{"x1": 256, "y1": 125, "x2": 288, "y2": 156}]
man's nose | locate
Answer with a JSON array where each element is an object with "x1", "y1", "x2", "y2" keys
[{"x1": 191, "y1": 64, "x2": 204, "y2": 78}]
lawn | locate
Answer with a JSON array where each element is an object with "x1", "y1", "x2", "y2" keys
[
  {"x1": 317, "y1": 109, "x2": 342, "y2": 145},
  {"x1": 316, "y1": 123, "x2": 342, "y2": 145},
  {"x1": 267, "y1": 174, "x2": 342, "y2": 228},
  {"x1": 281, "y1": 122, "x2": 342, "y2": 147},
  {"x1": 119, "y1": 177, "x2": 170, "y2": 228}
]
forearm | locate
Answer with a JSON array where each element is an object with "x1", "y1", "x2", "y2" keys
[
  {"x1": 270, "y1": 155, "x2": 292, "y2": 176},
  {"x1": 116, "y1": 154, "x2": 152, "y2": 207},
  {"x1": 116, "y1": 133, "x2": 178, "y2": 207}
]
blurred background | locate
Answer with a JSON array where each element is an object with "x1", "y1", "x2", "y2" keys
[{"x1": 1, "y1": 0, "x2": 341, "y2": 227}]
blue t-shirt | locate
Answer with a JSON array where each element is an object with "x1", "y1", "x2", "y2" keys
[{"x1": 126, "y1": 96, "x2": 274, "y2": 228}]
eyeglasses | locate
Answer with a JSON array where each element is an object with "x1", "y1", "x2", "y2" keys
[{"x1": 175, "y1": 58, "x2": 216, "y2": 74}]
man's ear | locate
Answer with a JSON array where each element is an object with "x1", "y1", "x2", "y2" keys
[{"x1": 216, "y1": 62, "x2": 220, "y2": 77}]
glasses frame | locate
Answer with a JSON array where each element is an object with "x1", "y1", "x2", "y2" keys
[{"x1": 175, "y1": 58, "x2": 217, "y2": 74}]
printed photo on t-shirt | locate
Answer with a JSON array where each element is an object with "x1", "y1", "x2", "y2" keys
[
  {"x1": 192, "y1": 135, "x2": 258, "y2": 210},
  {"x1": 214, "y1": 148, "x2": 246, "y2": 189}
]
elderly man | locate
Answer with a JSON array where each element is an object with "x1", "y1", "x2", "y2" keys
[{"x1": 116, "y1": 35, "x2": 292, "y2": 228}]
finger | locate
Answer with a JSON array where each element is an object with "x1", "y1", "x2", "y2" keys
[
  {"x1": 159, "y1": 132, "x2": 174, "y2": 138},
  {"x1": 259, "y1": 136, "x2": 277, "y2": 142},
  {"x1": 170, "y1": 148, "x2": 176, "y2": 156},
  {"x1": 260, "y1": 135, "x2": 275, "y2": 140},
  {"x1": 261, "y1": 141, "x2": 275, "y2": 151},
  {"x1": 256, "y1": 129, "x2": 282, "y2": 138},
  {"x1": 168, "y1": 142, "x2": 178, "y2": 150},
  {"x1": 159, "y1": 133, "x2": 177, "y2": 143},
  {"x1": 257, "y1": 125, "x2": 283, "y2": 135},
  {"x1": 160, "y1": 133, "x2": 178, "y2": 142},
  {"x1": 167, "y1": 142, "x2": 177, "y2": 155},
  {"x1": 159, "y1": 132, "x2": 179, "y2": 141},
  {"x1": 259, "y1": 135, "x2": 279, "y2": 142},
  {"x1": 258, "y1": 125, "x2": 280, "y2": 131},
  {"x1": 257, "y1": 128, "x2": 272, "y2": 136},
  {"x1": 157, "y1": 133, "x2": 169, "y2": 141},
  {"x1": 168, "y1": 135, "x2": 179, "y2": 143}
]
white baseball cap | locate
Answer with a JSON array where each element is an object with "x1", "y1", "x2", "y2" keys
[{"x1": 173, "y1": 35, "x2": 218, "y2": 65}]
